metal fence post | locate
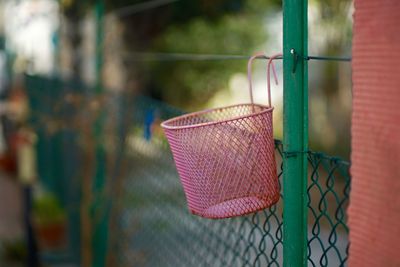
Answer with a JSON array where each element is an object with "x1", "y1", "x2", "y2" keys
[
  {"x1": 282, "y1": 0, "x2": 308, "y2": 266},
  {"x1": 92, "y1": 0, "x2": 109, "y2": 266}
]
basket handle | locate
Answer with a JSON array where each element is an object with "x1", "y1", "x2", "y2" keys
[{"x1": 247, "y1": 52, "x2": 281, "y2": 107}]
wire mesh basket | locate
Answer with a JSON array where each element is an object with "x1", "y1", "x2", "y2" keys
[{"x1": 161, "y1": 53, "x2": 281, "y2": 219}]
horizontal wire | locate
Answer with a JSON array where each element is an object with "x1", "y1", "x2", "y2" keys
[
  {"x1": 274, "y1": 140, "x2": 350, "y2": 165},
  {"x1": 109, "y1": 2, "x2": 352, "y2": 63},
  {"x1": 112, "y1": 0, "x2": 180, "y2": 18},
  {"x1": 308, "y1": 151, "x2": 350, "y2": 166},
  {"x1": 306, "y1": 55, "x2": 352, "y2": 62},
  {"x1": 121, "y1": 52, "x2": 277, "y2": 61},
  {"x1": 109, "y1": 2, "x2": 351, "y2": 62},
  {"x1": 121, "y1": 52, "x2": 351, "y2": 62}
]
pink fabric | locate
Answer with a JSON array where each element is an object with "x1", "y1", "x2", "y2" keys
[{"x1": 349, "y1": 0, "x2": 400, "y2": 266}]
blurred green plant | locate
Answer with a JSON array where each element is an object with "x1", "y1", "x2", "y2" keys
[
  {"x1": 125, "y1": 0, "x2": 280, "y2": 109},
  {"x1": 60, "y1": 0, "x2": 279, "y2": 109},
  {"x1": 1, "y1": 239, "x2": 26, "y2": 263},
  {"x1": 32, "y1": 193, "x2": 66, "y2": 226},
  {"x1": 59, "y1": 0, "x2": 352, "y2": 157},
  {"x1": 150, "y1": 11, "x2": 269, "y2": 108},
  {"x1": 308, "y1": 0, "x2": 353, "y2": 158}
]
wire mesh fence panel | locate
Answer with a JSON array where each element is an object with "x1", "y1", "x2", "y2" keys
[
  {"x1": 106, "y1": 95, "x2": 351, "y2": 267},
  {"x1": 25, "y1": 75, "x2": 86, "y2": 265},
  {"x1": 24, "y1": 76, "x2": 350, "y2": 267},
  {"x1": 307, "y1": 152, "x2": 350, "y2": 267},
  {"x1": 104, "y1": 95, "x2": 283, "y2": 267}
]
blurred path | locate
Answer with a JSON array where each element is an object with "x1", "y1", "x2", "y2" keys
[{"x1": 0, "y1": 172, "x2": 23, "y2": 240}]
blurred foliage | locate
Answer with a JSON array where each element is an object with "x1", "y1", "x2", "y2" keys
[
  {"x1": 308, "y1": 0, "x2": 353, "y2": 158},
  {"x1": 60, "y1": 0, "x2": 280, "y2": 109},
  {"x1": 59, "y1": 0, "x2": 353, "y2": 157},
  {"x1": 32, "y1": 192, "x2": 66, "y2": 226},
  {"x1": 119, "y1": 0, "x2": 280, "y2": 109},
  {"x1": 61, "y1": 0, "x2": 246, "y2": 18},
  {"x1": 1, "y1": 239, "x2": 26, "y2": 262},
  {"x1": 60, "y1": 0, "x2": 280, "y2": 17},
  {"x1": 149, "y1": 10, "x2": 270, "y2": 108}
]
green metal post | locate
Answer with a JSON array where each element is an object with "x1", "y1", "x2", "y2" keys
[
  {"x1": 92, "y1": 0, "x2": 108, "y2": 266},
  {"x1": 53, "y1": 0, "x2": 61, "y2": 76},
  {"x1": 95, "y1": 0, "x2": 104, "y2": 95},
  {"x1": 282, "y1": 0, "x2": 308, "y2": 266}
]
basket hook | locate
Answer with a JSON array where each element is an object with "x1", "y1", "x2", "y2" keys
[
  {"x1": 247, "y1": 52, "x2": 281, "y2": 107},
  {"x1": 267, "y1": 53, "x2": 282, "y2": 107}
]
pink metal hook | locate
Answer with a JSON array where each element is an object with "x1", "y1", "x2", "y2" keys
[
  {"x1": 267, "y1": 53, "x2": 282, "y2": 107},
  {"x1": 247, "y1": 52, "x2": 280, "y2": 107}
]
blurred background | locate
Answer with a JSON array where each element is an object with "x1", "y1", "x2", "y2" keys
[{"x1": 0, "y1": 0, "x2": 352, "y2": 266}]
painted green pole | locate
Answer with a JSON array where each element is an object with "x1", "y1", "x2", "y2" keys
[
  {"x1": 52, "y1": 0, "x2": 60, "y2": 76},
  {"x1": 95, "y1": 0, "x2": 104, "y2": 95},
  {"x1": 92, "y1": 0, "x2": 108, "y2": 266},
  {"x1": 282, "y1": 0, "x2": 308, "y2": 266}
]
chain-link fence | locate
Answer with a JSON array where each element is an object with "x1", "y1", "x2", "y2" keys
[
  {"x1": 25, "y1": 75, "x2": 83, "y2": 265},
  {"x1": 25, "y1": 76, "x2": 350, "y2": 267},
  {"x1": 106, "y1": 95, "x2": 350, "y2": 267}
]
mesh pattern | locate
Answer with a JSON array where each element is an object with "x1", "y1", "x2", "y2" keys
[
  {"x1": 161, "y1": 104, "x2": 279, "y2": 218},
  {"x1": 107, "y1": 96, "x2": 351, "y2": 267},
  {"x1": 24, "y1": 76, "x2": 351, "y2": 266},
  {"x1": 107, "y1": 134, "x2": 284, "y2": 267},
  {"x1": 307, "y1": 152, "x2": 350, "y2": 267},
  {"x1": 165, "y1": 105, "x2": 267, "y2": 127}
]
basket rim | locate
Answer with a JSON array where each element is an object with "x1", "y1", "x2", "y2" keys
[{"x1": 161, "y1": 103, "x2": 273, "y2": 130}]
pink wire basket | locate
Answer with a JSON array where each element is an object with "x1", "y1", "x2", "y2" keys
[{"x1": 161, "y1": 53, "x2": 281, "y2": 219}]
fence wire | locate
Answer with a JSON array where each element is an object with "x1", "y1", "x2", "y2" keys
[
  {"x1": 106, "y1": 95, "x2": 350, "y2": 267},
  {"x1": 25, "y1": 76, "x2": 350, "y2": 267}
]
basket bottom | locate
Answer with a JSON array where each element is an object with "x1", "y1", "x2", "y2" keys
[{"x1": 195, "y1": 196, "x2": 278, "y2": 219}]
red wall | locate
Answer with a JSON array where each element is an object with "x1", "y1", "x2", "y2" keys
[{"x1": 349, "y1": 1, "x2": 400, "y2": 266}]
